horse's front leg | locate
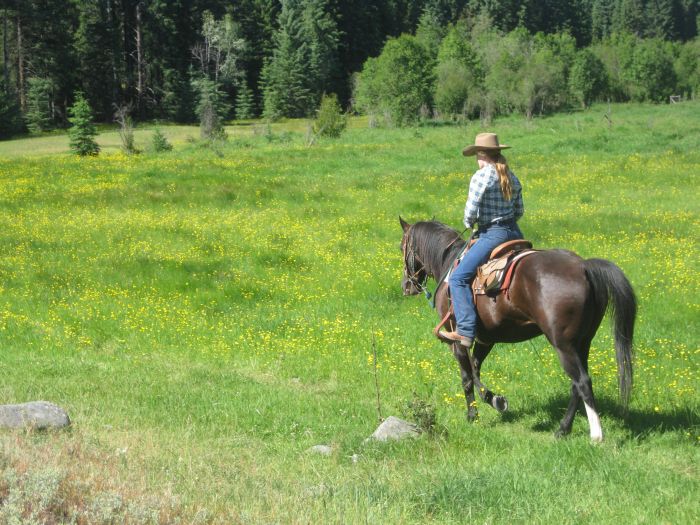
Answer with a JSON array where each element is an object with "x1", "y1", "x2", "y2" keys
[
  {"x1": 470, "y1": 341, "x2": 508, "y2": 413},
  {"x1": 451, "y1": 342, "x2": 478, "y2": 421}
]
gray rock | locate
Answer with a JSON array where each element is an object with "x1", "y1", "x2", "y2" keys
[
  {"x1": 367, "y1": 416, "x2": 421, "y2": 442},
  {"x1": 0, "y1": 401, "x2": 71, "y2": 430},
  {"x1": 307, "y1": 444, "x2": 333, "y2": 456}
]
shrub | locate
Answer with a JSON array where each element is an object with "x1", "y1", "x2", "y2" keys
[
  {"x1": 68, "y1": 92, "x2": 100, "y2": 156},
  {"x1": 114, "y1": 104, "x2": 140, "y2": 155},
  {"x1": 313, "y1": 93, "x2": 346, "y2": 138}
]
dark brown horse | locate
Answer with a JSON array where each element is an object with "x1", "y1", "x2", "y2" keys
[{"x1": 400, "y1": 218, "x2": 636, "y2": 441}]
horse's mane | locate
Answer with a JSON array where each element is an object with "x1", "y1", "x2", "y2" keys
[{"x1": 410, "y1": 220, "x2": 466, "y2": 276}]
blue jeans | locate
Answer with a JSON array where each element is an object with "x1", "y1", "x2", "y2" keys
[{"x1": 448, "y1": 222, "x2": 523, "y2": 338}]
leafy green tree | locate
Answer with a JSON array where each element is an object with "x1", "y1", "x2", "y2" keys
[
  {"x1": 675, "y1": 38, "x2": 700, "y2": 99},
  {"x1": 434, "y1": 26, "x2": 484, "y2": 118},
  {"x1": 353, "y1": 35, "x2": 433, "y2": 126},
  {"x1": 569, "y1": 48, "x2": 609, "y2": 108},
  {"x1": 25, "y1": 77, "x2": 55, "y2": 133},
  {"x1": 68, "y1": 92, "x2": 99, "y2": 156},
  {"x1": 352, "y1": 56, "x2": 381, "y2": 119},
  {"x1": 483, "y1": 29, "x2": 567, "y2": 119},
  {"x1": 590, "y1": 32, "x2": 637, "y2": 101},
  {"x1": 193, "y1": 10, "x2": 246, "y2": 85},
  {"x1": 627, "y1": 38, "x2": 677, "y2": 102}
]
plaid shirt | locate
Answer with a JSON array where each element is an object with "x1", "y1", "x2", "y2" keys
[{"x1": 463, "y1": 165, "x2": 524, "y2": 229}]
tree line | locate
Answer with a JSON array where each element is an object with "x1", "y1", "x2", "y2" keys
[{"x1": 1, "y1": 0, "x2": 699, "y2": 138}]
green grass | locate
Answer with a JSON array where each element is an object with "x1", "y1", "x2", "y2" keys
[{"x1": 0, "y1": 102, "x2": 698, "y2": 523}]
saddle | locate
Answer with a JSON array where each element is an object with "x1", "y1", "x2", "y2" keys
[{"x1": 472, "y1": 240, "x2": 536, "y2": 297}]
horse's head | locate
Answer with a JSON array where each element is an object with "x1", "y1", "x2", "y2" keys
[{"x1": 400, "y1": 217, "x2": 427, "y2": 296}]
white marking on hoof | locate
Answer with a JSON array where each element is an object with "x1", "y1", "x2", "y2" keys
[{"x1": 584, "y1": 402, "x2": 603, "y2": 442}]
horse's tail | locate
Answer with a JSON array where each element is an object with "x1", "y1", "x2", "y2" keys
[{"x1": 584, "y1": 258, "x2": 636, "y2": 410}]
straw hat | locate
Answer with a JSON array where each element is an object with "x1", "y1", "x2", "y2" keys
[{"x1": 462, "y1": 132, "x2": 511, "y2": 156}]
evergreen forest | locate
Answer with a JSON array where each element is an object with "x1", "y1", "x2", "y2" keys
[{"x1": 1, "y1": 0, "x2": 699, "y2": 137}]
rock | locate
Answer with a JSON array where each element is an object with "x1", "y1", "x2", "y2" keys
[
  {"x1": 0, "y1": 401, "x2": 71, "y2": 430},
  {"x1": 307, "y1": 444, "x2": 333, "y2": 456},
  {"x1": 367, "y1": 416, "x2": 421, "y2": 442}
]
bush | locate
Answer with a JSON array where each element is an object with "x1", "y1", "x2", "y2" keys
[
  {"x1": 313, "y1": 93, "x2": 346, "y2": 138},
  {"x1": 68, "y1": 92, "x2": 100, "y2": 156},
  {"x1": 151, "y1": 128, "x2": 173, "y2": 152}
]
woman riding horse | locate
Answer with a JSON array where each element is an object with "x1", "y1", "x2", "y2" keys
[{"x1": 442, "y1": 133, "x2": 525, "y2": 349}]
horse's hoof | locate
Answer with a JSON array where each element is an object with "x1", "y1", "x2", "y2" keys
[
  {"x1": 467, "y1": 408, "x2": 478, "y2": 422},
  {"x1": 554, "y1": 428, "x2": 571, "y2": 439},
  {"x1": 492, "y1": 396, "x2": 508, "y2": 412}
]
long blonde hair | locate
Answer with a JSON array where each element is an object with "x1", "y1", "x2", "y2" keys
[{"x1": 478, "y1": 150, "x2": 513, "y2": 201}]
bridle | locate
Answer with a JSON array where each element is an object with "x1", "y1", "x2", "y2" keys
[
  {"x1": 402, "y1": 227, "x2": 429, "y2": 297},
  {"x1": 402, "y1": 224, "x2": 472, "y2": 302}
]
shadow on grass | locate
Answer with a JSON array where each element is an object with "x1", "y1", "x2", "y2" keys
[{"x1": 528, "y1": 394, "x2": 698, "y2": 440}]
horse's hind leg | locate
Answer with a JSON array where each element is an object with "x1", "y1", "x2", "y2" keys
[
  {"x1": 555, "y1": 341, "x2": 602, "y2": 441},
  {"x1": 451, "y1": 342, "x2": 478, "y2": 421},
  {"x1": 556, "y1": 383, "x2": 580, "y2": 438}
]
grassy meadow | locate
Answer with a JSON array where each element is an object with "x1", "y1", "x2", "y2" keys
[{"x1": 0, "y1": 102, "x2": 698, "y2": 523}]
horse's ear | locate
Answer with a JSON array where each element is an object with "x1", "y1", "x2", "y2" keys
[{"x1": 399, "y1": 216, "x2": 411, "y2": 232}]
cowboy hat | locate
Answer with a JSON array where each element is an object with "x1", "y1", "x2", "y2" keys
[{"x1": 462, "y1": 132, "x2": 511, "y2": 156}]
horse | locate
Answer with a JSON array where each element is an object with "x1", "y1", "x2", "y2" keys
[{"x1": 399, "y1": 218, "x2": 636, "y2": 441}]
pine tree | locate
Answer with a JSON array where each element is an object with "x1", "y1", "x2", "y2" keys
[
  {"x1": 74, "y1": 0, "x2": 118, "y2": 121},
  {"x1": 262, "y1": 0, "x2": 340, "y2": 119},
  {"x1": 151, "y1": 128, "x2": 173, "y2": 152},
  {"x1": 68, "y1": 92, "x2": 100, "y2": 156},
  {"x1": 313, "y1": 93, "x2": 346, "y2": 137},
  {"x1": 235, "y1": 80, "x2": 256, "y2": 119},
  {"x1": 191, "y1": 77, "x2": 231, "y2": 140},
  {"x1": 25, "y1": 77, "x2": 55, "y2": 133},
  {"x1": 261, "y1": 0, "x2": 313, "y2": 118},
  {"x1": 0, "y1": 81, "x2": 24, "y2": 138}
]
